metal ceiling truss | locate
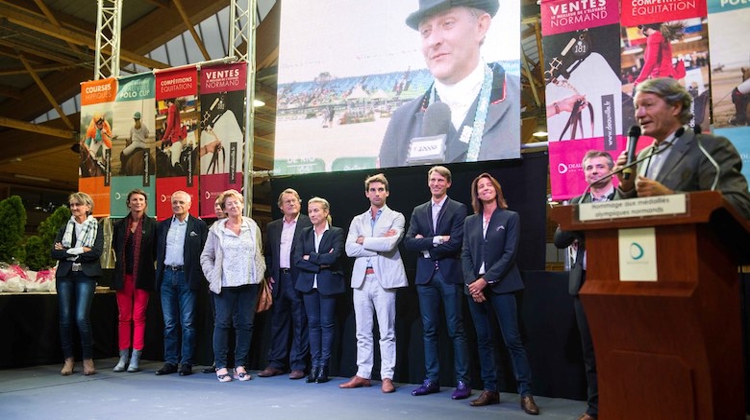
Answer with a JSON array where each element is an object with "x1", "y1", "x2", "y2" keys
[{"x1": 94, "y1": 0, "x2": 122, "y2": 79}]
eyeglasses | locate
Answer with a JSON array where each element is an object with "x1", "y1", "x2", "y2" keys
[{"x1": 96, "y1": 119, "x2": 104, "y2": 124}]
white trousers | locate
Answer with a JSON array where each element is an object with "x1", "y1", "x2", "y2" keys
[{"x1": 353, "y1": 273, "x2": 397, "y2": 380}]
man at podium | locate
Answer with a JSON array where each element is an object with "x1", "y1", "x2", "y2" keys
[{"x1": 613, "y1": 77, "x2": 750, "y2": 219}]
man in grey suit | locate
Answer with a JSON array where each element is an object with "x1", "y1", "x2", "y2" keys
[
  {"x1": 258, "y1": 188, "x2": 311, "y2": 380},
  {"x1": 614, "y1": 77, "x2": 750, "y2": 220},
  {"x1": 378, "y1": 0, "x2": 520, "y2": 168},
  {"x1": 554, "y1": 150, "x2": 616, "y2": 420},
  {"x1": 341, "y1": 174, "x2": 408, "y2": 393}
]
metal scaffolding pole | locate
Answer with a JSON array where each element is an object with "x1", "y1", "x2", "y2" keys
[
  {"x1": 94, "y1": 0, "x2": 122, "y2": 80},
  {"x1": 229, "y1": 0, "x2": 258, "y2": 217}
]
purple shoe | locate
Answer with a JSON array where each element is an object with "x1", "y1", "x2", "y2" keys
[
  {"x1": 451, "y1": 381, "x2": 471, "y2": 400},
  {"x1": 411, "y1": 380, "x2": 440, "y2": 396}
]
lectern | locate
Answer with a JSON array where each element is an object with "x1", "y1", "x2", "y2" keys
[{"x1": 551, "y1": 191, "x2": 750, "y2": 419}]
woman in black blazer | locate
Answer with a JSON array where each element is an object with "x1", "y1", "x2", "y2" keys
[
  {"x1": 52, "y1": 192, "x2": 104, "y2": 376},
  {"x1": 110, "y1": 189, "x2": 157, "y2": 373},
  {"x1": 461, "y1": 173, "x2": 539, "y2": 415},
  {"x1": 294, "y1": 197, "x2": 345, "y2": 384}
]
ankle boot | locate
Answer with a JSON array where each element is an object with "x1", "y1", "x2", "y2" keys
[
  {"x1": 127, "y1": 349, "x2": 142, "y2": 372},
  {"x1": 113, "y1": 349, "x2": 129, "y2": 372},
  {"x1": 315, "y1": 365, "x2": 330, "y2": 384},
  {"x1": 61, "y1": 358, "x2": 75, "y2": 376},
  {"x1": 306, "y1": 366, "x2": 319, "y2": 383},
  {"x1": 83, "y1": 359, "x2": 96, "y2": 376}
]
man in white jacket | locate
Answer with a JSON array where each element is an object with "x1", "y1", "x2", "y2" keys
[{"x1": 341, "y1": 173, "x2": 408, "y2": 393}]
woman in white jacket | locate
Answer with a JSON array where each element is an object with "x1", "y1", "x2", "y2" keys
[{"x1": 200, "y1": 189, "x2": 265, "y2": 382}]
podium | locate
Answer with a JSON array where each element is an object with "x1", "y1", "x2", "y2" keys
[{"x1": 551, "y1": 191, "x2": 750, "y2": 419}]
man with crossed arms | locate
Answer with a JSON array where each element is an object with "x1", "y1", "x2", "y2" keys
[{"x1": 341, "y1": 173, "x2": 408, "y2": 393}]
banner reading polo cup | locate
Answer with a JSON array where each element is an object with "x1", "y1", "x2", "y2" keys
[
  {"x1": 110, "y1": 73, "x2": 156, "y2": 218},
  {"x1": 79, "y1": 78, "x2": 117, "y2": 217},
  {"x1": 199, "y1": 62, "x2": 247, "y2": 217},
  {"x1": 154, "y1": 67, "x2": 200, "y2": 220},
  {"x1": 541, "y1": 0, "x2": 624, "y2": 200}
]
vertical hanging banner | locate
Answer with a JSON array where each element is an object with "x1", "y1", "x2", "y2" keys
[
  {"x1": 541, "y1": 0, "x2": 623, "y2": 200},
  {"x1": 110, "y1": 73, "x2": 156, "y2": 218},
  {"x1": 707, "y1": 0, "x2": 750, "y2": 129},
  {"x1": 80, "y1": 77, "x2": 117, "y2": 217},
  {"x1": 154, "y1": 66, "x2": 200, "y2": 220},
  {"x1": 199, "y1": 62, "x2": 247, "y2": 217},
  {"x1": 709, "y1": 0, "x2": 750, "y2": 186},
  {"x1": 620, "y1": 1, "x2": 711, "y2": 134}
]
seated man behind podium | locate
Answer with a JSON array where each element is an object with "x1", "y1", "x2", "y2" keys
[
  {"x1": 378, "y1": 0, "x2": 520, "y2": 167},
  {"x1": 613, "y1": 77, "x2": 750, "y2": 219}
]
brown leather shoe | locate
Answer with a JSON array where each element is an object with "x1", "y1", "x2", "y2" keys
[
  {"x1": 339, "y1": 375, "x2": 372, "y2": 388},
  {"x1": 381, "y1": 378, "x2": 395, "y2": 393},
  {"x1": 578, "y1": 414, "x2": 597, "y2": 420},
  {"x1": 520, "y1": 395, "x2": 539, "y2": 415},
  {"x1": 289, "y1": 369, "x2": 305, "y2": 380},
  {"x1": 258, "y1": 366, "x2": 284, "y2": 377},
  {"x1": 470, "y1": 390, "x2": 500, "y2": 406}
]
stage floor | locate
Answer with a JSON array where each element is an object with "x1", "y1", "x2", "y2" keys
[{"x1": 0, "y1": 358, "x2": 587, "y2": 420}]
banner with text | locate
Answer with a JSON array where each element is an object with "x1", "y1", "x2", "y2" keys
[
  {"x1": 110, "y1": 73, "x2": 156, "y2": 218},
  {"x1": 154, "y1": 66, "x2": 200, "y2": 220},
  {"x1": 199, "y1": 62, "x2": 247, "y2": 217},
  {"x1": 79, "y1": 78, "x2": 117, "y2": 217}
]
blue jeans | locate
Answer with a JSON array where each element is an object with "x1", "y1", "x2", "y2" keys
[
  {"x1": 468, "y1": 291, "x2": 533, "y2": 396},
  {"x1": 160, "y1": 270, "x2": 196, "y2": 365},
  {"x1": 302, "y1": 289, "x2": 336, "y2": 368},
  {"x1": 56, "y1": 273, "x2": 96, "y2": 360},
  {"x1": 213, "y1": 284, "x2": 258, "y2": 369},
  {"x1": 417, "y1": 270, "x2": 470, "y2": 383},
  {"x1": 267, "y1": 271, "x2": 308, "y2": 371}
]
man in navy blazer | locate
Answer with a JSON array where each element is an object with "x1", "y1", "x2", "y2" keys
[
  {"x1": 404, "y1": 165, "x2": 471, "y2": 400},
  {"x1": 258, "y1": 189, "x2": 311, "y2": 380},
  {"x1": 155, "y1": 191, "x2": 208, "y2": 377}
]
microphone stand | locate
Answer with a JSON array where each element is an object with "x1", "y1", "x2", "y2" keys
[{"x1": 578, "y1": 127, "x2": 688, "y2": 200}]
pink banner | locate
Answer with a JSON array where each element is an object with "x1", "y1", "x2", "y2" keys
[
  {"x1": 549, "y1": 136, "x2": 627, "y2": 201},
  {"x1": 541, "y1": 0, "x2": 619, "y2": 36},
  {"x1": 198, "y1": 63, "x2": 247, "y2": 218}
]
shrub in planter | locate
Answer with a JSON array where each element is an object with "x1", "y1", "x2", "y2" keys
[
  {"x1": 0, "y1": 195, "x2": 27, "y2": 264},
  {"x1": 24, "y1": 205, "x2": 71, "y2": 271}
]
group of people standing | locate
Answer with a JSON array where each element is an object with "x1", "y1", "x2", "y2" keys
[{"x1": 50, "y1": 164, "x2": 540, "y2": 416}]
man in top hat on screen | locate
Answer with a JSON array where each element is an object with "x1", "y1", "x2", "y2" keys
[{"x1": 378, "y1": 0, "x2": 520, "y2": 168}]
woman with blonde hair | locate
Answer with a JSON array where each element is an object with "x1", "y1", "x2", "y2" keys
[
  {"x1": 294, "y1": 197, "x2": 346, "y2": 383},
  {"x1": 52, "y1": 192, "x2": 104, "y2": 376},
  {"x1": 200, "y1": 189, "x2": 265, "y2": 382}
]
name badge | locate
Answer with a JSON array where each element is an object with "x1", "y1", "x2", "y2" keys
[{"x1": 406, "y1": 135, "x2": 446, "y2": 164}]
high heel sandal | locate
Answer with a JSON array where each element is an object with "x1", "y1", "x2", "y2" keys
[
  {"x1": 234, "y1": 366, "x2": 252, "y2": 382},
  {"x1": 216, "y1": 368, "x2": 232, "y2": 383}
]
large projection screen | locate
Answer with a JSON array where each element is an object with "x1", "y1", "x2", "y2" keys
[{"x1": 275, "y1": 0, "x2": 521, "y2": 174}]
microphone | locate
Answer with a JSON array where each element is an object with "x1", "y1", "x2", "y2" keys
[
  {"x1": 406, "y1": 102, "x2": 451, "y2": 164},
  {"x1": 623, "y1": 125, "x2": 641, "y2": 180},
  {"x1": 694, "y1": 127, "x2": 720, "y2": 191},
  {"x1": 578, "y1": 127, "x2": 687, "y2": 200}
]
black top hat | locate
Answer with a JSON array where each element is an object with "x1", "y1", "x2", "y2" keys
[{"x1": 406, "y1": 0, "x2": 499, "y2": 30}]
